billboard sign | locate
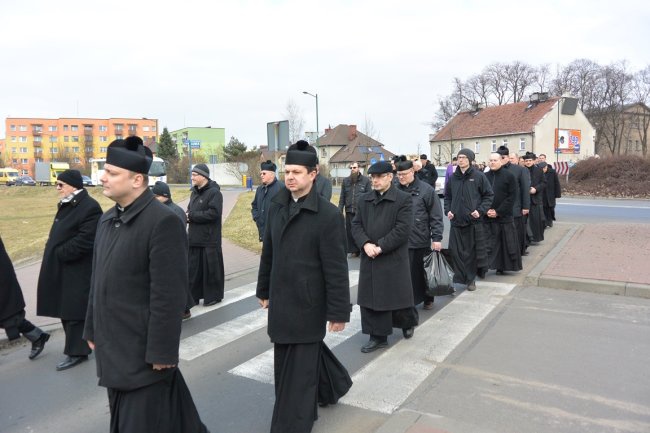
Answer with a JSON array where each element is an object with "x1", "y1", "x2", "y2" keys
[
  {"x1": 555, "y1": 128, "x2": 581, "y2": 154},
  {"x1": 267, "y1": 121, "x2": 290, "y2": 152}
]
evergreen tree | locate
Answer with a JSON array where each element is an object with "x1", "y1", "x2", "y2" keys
[
  {"x1": 157, "y1": 127, "x2": 178, "y2": 161},
  {"x1": 223, "y1": 136, "x2": 248, "y2": 162}
]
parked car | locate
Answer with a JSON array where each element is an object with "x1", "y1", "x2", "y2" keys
[
  {"x1": 15, "y1": 175, "x2": 36, "y2": 186},
  {"x1": 82, "y1": 175, "x2": 94, "y2": 187},
  {"x1": 435, "y1": 167, "x2": 447, "y2": 197}
]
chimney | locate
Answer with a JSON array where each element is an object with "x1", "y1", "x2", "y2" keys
[{"x1": 348, "y1": 124, "x2": 357, "y2": 141}]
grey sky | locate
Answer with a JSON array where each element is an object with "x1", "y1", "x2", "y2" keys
[{"x1": 1, "y1": 0, "x2": 649, "y2": 155}]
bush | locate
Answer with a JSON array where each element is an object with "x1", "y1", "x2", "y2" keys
[{"x1": 562, "y1": 155, "x2": 650, "y2": 198}]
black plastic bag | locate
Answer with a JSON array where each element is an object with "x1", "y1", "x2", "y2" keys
[{"x1": 424, "y1": 250, "x2": 455, "y2": 296}]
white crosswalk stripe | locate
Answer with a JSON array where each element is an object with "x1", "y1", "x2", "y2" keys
[
  {"x1": 179, "y1": 271, "x2": 359, "y2": 361},
  {"x1": 339, "y1": 281, "x2": 515, "y2": 413}
]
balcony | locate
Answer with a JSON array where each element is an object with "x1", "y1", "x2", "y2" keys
[
  {"x1": 32, "y1": 129, "x2": 42, "y2": 136},
  {"x1": 114, "y1": 127, "x2": 124, "y2": 135},
  {"x1": 33, "y1": 141, "x2": 42, "y2": 147},
  {"x1": 84, "y1": 136, "x2": 94, "y2": 144}
]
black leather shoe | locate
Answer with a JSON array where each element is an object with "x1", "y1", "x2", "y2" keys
[
  {"x1": 467, "y1": 281, "x2": 477, "y2": 291},
  {"x1": 402, "y1": 327, "x2": 414, "y2": 339},
  {"x1": 182, "y1": 310, "x2": 192, "y2": 320},
  {"x1": 204, "y1": 299, "x2": 221, "y2": 307},
  {"x1": 360, "y1": 339, "x2": 388, "y2": 353},
  {"x1": 496, "y1": 269, "x2": 504, "y2": 275},
  {"x1": 29, "y1": 333, "x2": 50, "y2": 360},
  {"x1": 56, "y1": 355, "x2": 88, "y2": 371}
]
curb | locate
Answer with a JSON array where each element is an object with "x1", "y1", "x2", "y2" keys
[{"x1": 524, "y1": 224, "x2": 650, "y2": 299}]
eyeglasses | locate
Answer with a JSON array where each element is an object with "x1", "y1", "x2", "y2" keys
[
  {"x1": 349, "y1": 166, "x2": 359, "y2": 169},
  {"x1": 56, "y1": 182, "x2": 65, "y2": 188},
  {"x1": 396, "y1": 172, "x2": 411, "y2": 177}
]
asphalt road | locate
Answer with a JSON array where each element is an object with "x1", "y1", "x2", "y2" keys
[{"x1": 1, "y1": 196, "x2": 649, "y2": 433}]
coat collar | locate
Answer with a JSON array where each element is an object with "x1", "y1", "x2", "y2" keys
[
  {"x1": 364, "y1": 184, "x2": 397, "y2": 203},
  {"x1": 59, "y1": 188, "x2": 88, "y2": 209},
  {"x1": 271, "y1": 183, "x2": 320, "y2": 213},
  {"x1": 100, "y1": 188, "x2": 156, "y2": 224}
]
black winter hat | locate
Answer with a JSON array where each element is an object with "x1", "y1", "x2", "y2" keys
[
  {"x1": 523, "y1": 152, "x2": 537, "y2": 160},
  {"x1": 106, "y1": 136, "x2": 153, "y2": 174},
  {"x1": 457, "y1": 148, "x2": 475, "y2": 162},
  {"x1": 367, "y1": 161, "x2": 393, "y2": 174},
  {"x1": 396, "y1": 159, "x2": 413, "y2": 171},
  {"x1": 152, "y1": 181, "x2": 171, "y2": 198},
  {"x1": 57, "y1": 169, "x2": 83, "y2": 189},
  {"x1": 286, "y1": 140, "x2": 318, "y2": 167},
  {"x1": 496, "y1": 145, "x2": 510, "y2": 157},
  {"x1": 420, "y1": 154, "x2": 428, "y2": 160},
  {"x1": 260, "y1": 160, "x2": 276, "y2": 171},
  {"x1": 192, "y1": 163, "x2": 210, "y2": 179}
]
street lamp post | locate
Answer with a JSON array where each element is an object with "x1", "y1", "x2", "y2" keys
[{"x1": 302, "y1": 91, "x2": 319, "y2": 147}]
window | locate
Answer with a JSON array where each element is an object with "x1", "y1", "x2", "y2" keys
[
  {"x1": 84, "y1": 135, "x2": 93, "y2": 142},
  {"x1": 48, "y1": 125, "x2": 57, "y2": 132},
  {"x1": 50, "y1": 136, "x2": 57, "y2": 142},
  {"x1": 491, "y1": 140, "x2": 497, "y2": 152},
  {"x1": 11, "y1": 147, "x2": 16, "y2": 153},
  {"x1": 19, "y1": 125, "x2": 27, "y2": 131},
  {"x1": 63, "y1": 125, "x2": 69, "y2": 131},
  {"x1": 21, "y1": 169, "x2": 28, "y2": 175},
  {"x1": 84, "y1": 125, "x2": 93, "y2": 132},
  {"x1": 10, "y1": 125, "x2": 16, "y2": 131},
  {"x1": 151, "y1": 126, "x2": 156, "y2": 132},
  {"x1": 12, "y1": 159, "x2": 18, "y2": 164},
  {"x1": 35, "y1": 157, "x2": 43, "y2": 163},
  {"x1": 519, "y1": 137, "x2": 526, "y2": 151},
  {"x1": 475, "y1": 141, "x2": 480, "y2": 153},
  {"x1": 34, "y1": 148, "x2": 42, "y2": 154},
  {"x1": 20, "y1": 147, "x2": 28, "y2": 153},
  {"x1": 73, "y1": 157, "x2": 81, "y2": 164},
  {"x1": 100, "y1": 147, "x2": 108, "y2": 152},
  {"x1": 143, "y1": 126, "x2": 150, "y2": 132},
  {"x1": 99, "y1": 125, "x2": 107, "y2": 132},
  {"x1": 71, "y1": 125, "x2": 78, "y2": 131},
  {"x1": 34, "y1": 136, "x2": 42, "y2": 142},
  {"x1": 502, "y1": 138, "x2": 508, "y2": 147},
  {"x1": 85, "y1": 146, "x2": 93, "y2": 152},
  {"x1": 19, "y1": 136, "x2": 27, "y2": 142},
  {"x1": 32, "y1": 125, "x2": 43, "y2": 132},
  {"x1": 72, "y1": 147, "x2": 80, "y2": 153},
  {"x1": 459, "y1": 143, "x2": 464, "y2": 150},
  {"x1": 11, "y1": 136, "x2": 16, "y2": 142},
  {"x1": 115, "y1": 135, "x2": 123, "y2": 140},
  {"x1": 51, "y1": 148, "x2": 59, "y2": 154},
  {"x1": 321, "y1": 148, "x2": 327, "y2": 158},
  {"x1": 21, "y1": 158, "x2": 28, "y2": 164},
  {"x1": 99, "y1": 136, "x2": 107, "y2": 142},
  {"x1": 114, "y1": 124, "x2": 123, "y2": 131},
  {"x1": 128, "y1": 124, "x2": 137, "y2": 132},
  {"x1": 64, "y1": 136, "x2": 69, "y2": 142}
]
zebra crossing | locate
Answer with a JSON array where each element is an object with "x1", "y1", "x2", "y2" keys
[{"x1": 179, "y1": 272, "x2": 515, "y2": 415}]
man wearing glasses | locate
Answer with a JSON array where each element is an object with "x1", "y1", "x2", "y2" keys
[
  {"x1": 338, "y1": 163, "x2": 370, "y2": 257},
  {"x1": 36, "y1": 169, "x2": 102, "y2": 371},
  {"x1": 251, "y1": 160, "x2": 284, "y2": 242}
]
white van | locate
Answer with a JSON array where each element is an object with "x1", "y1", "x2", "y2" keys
[{"x1": 0, "y1": 167, "x2": 20, "y2": 186}]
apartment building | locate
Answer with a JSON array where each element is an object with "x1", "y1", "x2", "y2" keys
[{"x1": 2, "y1": 117, "x2": 158, "y2": 175}]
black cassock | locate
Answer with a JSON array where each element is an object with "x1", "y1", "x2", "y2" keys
[
  {"x1": 526, "y1": 164, "x2": 546, "y2": 243},
  {"x1": 108, "y1": 368, "x2": 209, "y2": 433},
  {"x1": 449, "y1": 223, "x2": 489, "y2": 285},
  {"x1": 485, "y1": 220, "x2": 522, "y2": 272}
]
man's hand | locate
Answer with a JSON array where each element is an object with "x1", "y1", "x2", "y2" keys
[
  {"x1": 258, "y1": 298, "x2": 269, "y2": 309},
  {"x1": 471, "y1": 210, "x2": 480, "y2": 219},
  {"x1": 530, "y1": 187, "x2": 537, "y2": 194},
  {"x1": 153, "y1": 364, "x2": 176, "y2": 370},
  {"x1": 328, "y1": 322, "x2": 346, "y2": 332},
  {"x1": 363, "y1": 242, "x2": 381, "y2": 258},
  {"x1": 522, "y1": 209, "x2": 529, "y2": 216},
  {"x1": 87, "y1": 340, "x2": 95, "y2": 350},
  {"x1": 487, "y1": 209, "x2": 497, "y2": 218},
  {"x1": 431, "y1": 241, "x2": 442, "y2": 251},
  {"x1": 447, "y1": 211, "x2": 454, "y2": 220}
]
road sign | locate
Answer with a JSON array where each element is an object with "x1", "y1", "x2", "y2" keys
[
  {"x1": 189, "y1": 140, "x2": 201, "y2": 149},
  {"x1": 370, "y1": 158, "x2": 377, "y2": 165}
]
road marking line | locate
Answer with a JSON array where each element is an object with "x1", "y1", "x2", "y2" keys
[
  {"x1": 558, "y1": 202, "x2": 650, "y2": 210},
  {"x1": 338, "y1": 282, "x2": 515, "y2": 414},
  {"x1": 229, "y1": 305, "x2": 362, "y2": 383},
  {"x1": 180, "y1": 271, "x2": 359, "y2": 361}
]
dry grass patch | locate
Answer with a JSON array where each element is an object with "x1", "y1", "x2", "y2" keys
[{"x1": 0, "y1": 185, "x2": 192, "y2": 264}]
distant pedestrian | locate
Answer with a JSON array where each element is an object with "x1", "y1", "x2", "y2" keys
[
  {"x1": 396, "y1": 159, "x2": 444, "y2": 310},
  {"x1": 338, "y1": 162, "x2": 370, "y2": 257},
  {"x1": 444, "y1": 149, "x2": 494, "y2": 291},
  {"x1": 444, "y1": 157, "x2": 457, "y2": 187},
  {"x1": 187, "y1": 163, "x2": 224, "y2": 307},
  {"x1": 153, "y1": 181, "x2": 187, "y2": 225},
  {"x1": 352, "y1": 161, "x2": 418, "y2": 352},
  {"x1": 83, "y1": 136, "x2": 208, "y2": 432},
  {"x1": 152, "y1": 180, "x2": 194, "y2": 319},
  {"x1": 523, "y1": 152, "x2": 546, "y2": 243},
  {"x1": 484, "y1": 153, "x2": 522, "y2": 274},
  {"x1": 500, "y1": 147, "x2": 530, "y2": 256},
  {"x1": 417, "y1": 154, "x2": 438, "y2": 187},
  {"x1": 1, "y1": 235, "x2": 50, "y2": 360},
  {"x1": 251, "y1": 160, "x2": 284, "y2": 241},
  {"x1": 540, "y1": 162, "x2": 561, "y2": 227},
  {"x1": 315, "y1": 169, "x2": 333, "y2": 201},
  {"x1": 36, "y1": 169, "x2": 102, "y2": 371},
  {"x1": 257, "y1": 140, "x2": 351, "y2": 433}
]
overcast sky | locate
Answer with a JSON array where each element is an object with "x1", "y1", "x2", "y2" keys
[{"x1": 2, "y1": 0, "x2": 649, "y2": 155}]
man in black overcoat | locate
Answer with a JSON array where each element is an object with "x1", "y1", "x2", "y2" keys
[
  {"x1": 251, "y1": 160, "x2": 284, "y2": 241},
  {"x1": 523, "y1": 152, "x2": 546, "y2": 242},
  {"x1": 417, "y1": 154, "x2": 438, "y2": 187},
  {"x1": 352, "y1": 161, "x2": 417, "y2": 352},
  {"x1": 444, "y1": 149, "x2": 494, "y2": 291},
  {"x1": 338, "y1": 162, "x2": 370, "y2": 257},
  {"x1": 187, "y1": 163, "x2": 224, "y2": 307},
  {"x1": 484, "y1": 153, "x2": 522, "y2": 274},
  {"x1": 257, "y1": 140, "x2": 351, "y2": 433},
  {"x1": 499, "y1": 147, "x2": 530, "y2": 256},
  {"x1": 36, "y1": 169, "x2": 102, "y2": 371},
  {"x1": 83, "y1": 136, "x2": 208, "y2": 433},
  {"x1": 541, "y1": 162, "x2": 562, "y2": 227},
  {"x1": 395, "y1": 159, "x2": 443, "y2": 311},
  {"x1": 1, "y1": 235, "x2": 50, "y2": 360}
]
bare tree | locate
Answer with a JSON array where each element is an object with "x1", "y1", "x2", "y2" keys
[
  {"x1": 362, "y1": 115, "x2": 381, "y2": 141},
  {"x1": 503, "y1": 61, "x2": 537, "y2": 102},
  {"x1": 465, "y1": 74, "x2": 491, "y2": 106},
  {"x1": 284, "y1": 99, "x2": 305, "y2": 143},
  {"x1": 534, "y1": 63, "x2": 552, "y2": 92},
  {"x1": 484, "y1": 63, "x2": 510, "y2": 105},
  {"x1": 632, "y1": 65, "x2": 650, "y2": 156}
]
